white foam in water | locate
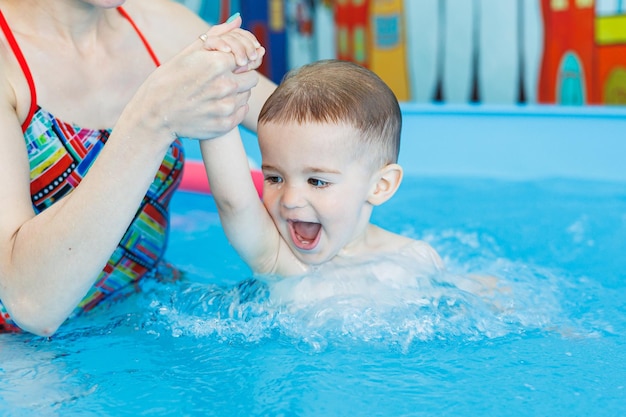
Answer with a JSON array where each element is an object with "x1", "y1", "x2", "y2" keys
[{"x1": 150, "y1": 248, "x2": 568, "y2": 353}]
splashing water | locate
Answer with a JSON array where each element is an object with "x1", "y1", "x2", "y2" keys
[{"x1": 144, "y1": 252, "x2": 570, "y2": 354}]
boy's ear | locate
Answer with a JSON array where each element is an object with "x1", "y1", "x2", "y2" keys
[{"x1": 367, "y1": 163, "x2": 403, "y2": 206}]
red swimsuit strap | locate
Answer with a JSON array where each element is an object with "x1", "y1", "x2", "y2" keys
[
  {"x1": 117, "y1": 6, "x2": 161, "y2": 67},
  {"x1": 0, "y1": 7, "x2": 160, "y2": 133},
  {"x1": 0, "y1": 9, "x2": 38, "y2": 133}
]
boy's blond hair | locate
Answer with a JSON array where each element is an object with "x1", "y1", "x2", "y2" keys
[{"x1": 258, "y1": 59, "x2": 402, "y2": 167}]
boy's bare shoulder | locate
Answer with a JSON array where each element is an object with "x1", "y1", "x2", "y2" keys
[
  {"x1": 399, "y1": 240, "x2": 444, "y2": 272},
  {"x1": 370, "y1": 226, "x2": 444, "y2": 269}
]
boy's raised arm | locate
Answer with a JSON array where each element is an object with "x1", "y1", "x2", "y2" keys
[{"x1": 199, "y1": 130, "x2": 280, "y2": 274}]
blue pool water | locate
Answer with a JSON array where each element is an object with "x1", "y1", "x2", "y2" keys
[{"x1": 1, "y1": 175, "x2": 625, "y2": 416}]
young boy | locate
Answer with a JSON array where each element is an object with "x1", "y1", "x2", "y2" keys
[{"x1": 200, "y1": 59, "x2": 444, "y2": 279}]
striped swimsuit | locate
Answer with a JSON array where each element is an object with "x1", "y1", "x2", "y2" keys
[{"x1": 0, "y1": 7, "x2": 184, "y2": 332}]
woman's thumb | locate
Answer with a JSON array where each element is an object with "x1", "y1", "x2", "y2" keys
[{"x1": 207, "y1": 12, "x2": 242, "y2": 36}]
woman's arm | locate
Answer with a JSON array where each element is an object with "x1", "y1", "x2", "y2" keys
[{"x1": 0, "y1": 28, "x2": 257, "y2": 336}]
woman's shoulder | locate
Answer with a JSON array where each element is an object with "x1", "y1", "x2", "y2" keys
[
  {"x1": 0, "y1": 30, "x2": 20, "y2": 123},
  {"x1": 122, "y1": 0, "x2": 210, "y2": 60},
  {"x1": 123, "y1": 0, "x2": 209, "y2": 33}
]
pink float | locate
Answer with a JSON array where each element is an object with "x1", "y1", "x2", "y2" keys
[{"x1": 179, "y1": 159, "x2": 264, "y2": 197}]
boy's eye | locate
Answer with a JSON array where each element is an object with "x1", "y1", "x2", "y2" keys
[
  {"x1": 308, "y1": 178, "x2": 329, "y2": 187},
  {"x1": 265, "y1": 175, "x2": 283, "y2": 184}
]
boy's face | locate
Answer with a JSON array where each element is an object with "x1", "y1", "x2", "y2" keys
[{"x1": 258, "y1": 121, "x2": 380, "y2": 266}]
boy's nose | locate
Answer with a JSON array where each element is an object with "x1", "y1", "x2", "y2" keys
[{"x1": 280, "y1": 184, "x2": 305, "y2": 209}]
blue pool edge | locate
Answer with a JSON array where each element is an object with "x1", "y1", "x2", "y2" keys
[{"x1": 183, "y1": 104, "x2": 626, "y2": 183}]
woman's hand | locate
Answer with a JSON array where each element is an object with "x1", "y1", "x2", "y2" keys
[{"x1": 125, "y1": 14, "x2": 264, "y2": 143}]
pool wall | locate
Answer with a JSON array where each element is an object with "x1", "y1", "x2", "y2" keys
[{"x1": 183, "y1": 104, "x2": 626, "y2": 183}]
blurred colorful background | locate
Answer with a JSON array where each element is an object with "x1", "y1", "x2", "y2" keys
[{"x1": 176, "y1": 0, "x2": 626, "y2": 106}]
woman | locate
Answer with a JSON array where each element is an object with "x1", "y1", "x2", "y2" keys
[{"x1": 0, "y1": 0, "x2": 274, "y2": 336}]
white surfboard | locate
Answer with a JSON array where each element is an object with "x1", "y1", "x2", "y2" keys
[
  {"x1": 478, "y1": 0, "x2": 518, "y2": 104},
  {"x1": 286, "y1": 0, "x2": 316, "y2": 70},
  {"x1": 313, "y1": 1, "x2": 336, "y2": 61},
  {"x1": 596, "y1": 0, "x2": 620, "y2": 16},
  {"x1": 404, "y1": 0, "x2": 439, "y2": 103},
  {"x1": 442, "y1": 0, "x2": 475, "y2": 103},
  {"x1": 522, "y1": 0, "x2": 543, "y2": 104}
]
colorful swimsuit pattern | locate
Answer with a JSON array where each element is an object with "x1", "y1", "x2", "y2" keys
[{"x1": 0, "y1": 7, "x2": 184, "y2": 332}]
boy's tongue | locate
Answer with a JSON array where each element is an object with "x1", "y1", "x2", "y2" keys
[{"x1": 293, "y1": 221, "x2": 321, "y2": 244}]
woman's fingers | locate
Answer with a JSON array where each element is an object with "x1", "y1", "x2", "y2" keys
[{"x1": 203, "y1": 12, "x2": 243, "y2": 37}]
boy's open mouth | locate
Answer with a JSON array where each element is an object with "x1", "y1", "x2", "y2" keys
[{"x1": 289, "y1": 221, "x2": 322, "y2": 250}]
